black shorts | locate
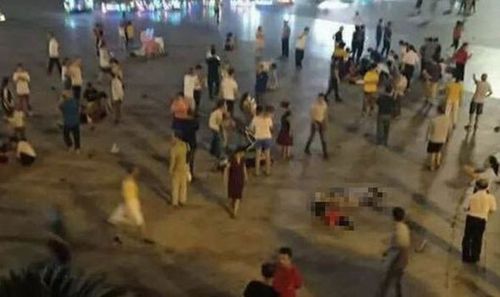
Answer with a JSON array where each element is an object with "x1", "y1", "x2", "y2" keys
[
  {"x1": 100, "y1": 67, "x2": 111, "y2": 73},
  {"x1": 427, "y1": 141, "x2": 443, "y2": 153},
  {"x1": 469, "y1": 101, "x2": 483, "y2": 115}
]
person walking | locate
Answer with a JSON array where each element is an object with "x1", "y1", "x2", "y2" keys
[
  {"x1": 169, "y1": 133, "x2": 189, "y2": 207},
  {"x1": 209, "y1": 100, "x2": 226, "y2": 161},
  {"x1": 12, "y1": 64, "x2": 31, "y2": 116},
  {"x1": 352, "y1": 25, "x2": 365, "y2": 63},
  {"x1": 98, "y1": 42, "x2": 111, "y2": 81},
  {"x1": 304, "y1": 93, "x2": 328, "y2": 159},
  {"x1": 108, "y1": 166, "x2": 148, "y2": 240},
  {"x1": 295, "y1": 27, "x2": 310, "y2": 69},
  {"x1": 68, "y1": 58, "x2": 83, "y2": 101},
  {"x1": 281, "y1": 20, "x2": 291, "y2": 58},
  {"x1": 380, "y1": 21, "x2": 392, "y2": 57},
  {"x1": 401, "y1": 45, "x2": 419, "y2": 89},
  {"x1": 206, "y1": 48, "x2": 221, "y2": 100},
  {"x1": 214, "y1": 0, "x2": 221, "y2": 24},
  {"x1": 325, "y1": 59, "x2": 342, "y2": 102},
  {"x1": 426, "y1": 105, "x2": 450, "y2": 171},
  {"x1": 362, "y1": 64, "x2": 380, "y2": 117},
  {"x1": 273, "y1": 247, "x2": 303, "y2": 297},
  {"x1": 445, "y1": 76, "x2": 462, "y2": 129},
  {"x1": 125, "y1": 21, "x2": 134, "y2": 49},
  {"x1": 453, "y1": 43, "x2": 471, "y2": 82},
  {"x1": 376, "y1": 85, "x2": 395, "y2": 146},
  {"x1": 375, "y1": 19, "x2": 383, "y2": 51},
  {"x1": 250, "y1": 105, "x2": 273, "y2": 176},
  {"x1": 277, "y1": 101, "x2": 293, "y2": 160},
  {"x1": 59, "y1": 90, "x2": 80, "y2": 153},
  {"x1": 255, "y1": 26, "x2": 265, "y2": 59},
  {"x1": 377, "y1": 207, "x2": 410, "y2": 297},
  {"x1": 393, "y1": 70, "x2": 407, "y2": 118},
  {"x1": 451, "y1": 21, "x2": 464, "y2": 51},
  {"x1": 466, "y1": 73, "x2": 492, "y2": 131},
  {"x1": 47, "y1": 32, "x2": 62, "y2": 75},
  {"x1": 243, "y1": 263, "x2": 279, "y2": 297},
  {"x1": 224, "y1": 147, "x2": 248, "y2": 218},
  {"x1": 193, "y1": 64, "x2": 205, "y2": 111},
  {"x1": 183, "y1": 67, "x2": 197, "y2": 113},
  {"x1": 111, "y1": 73, "x2": 124, "y2": 124},
  {"x1": 461, "y1": 179, "x2": 496, "y2": 264},
  {"x1": 421, "y1": 59, "x2": 441, "y2": 114},
  {"x1": 220, "y1": 68, "x2": 239, "y2": 114},
  {"x1": 178, "y1": 117, "x2": 199, "y2": 179},
  {"x1": 255, "y1": 64, "x2": 269, "y2": 105}
]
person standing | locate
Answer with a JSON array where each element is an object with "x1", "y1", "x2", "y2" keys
[
  {"x1": 255, "y1": 64, "x2": 269, "y2": 105},
  {"x1": 59, "y1": 90, "x2": 80, "y2": 153},
  {"x1": 375, "y1": 19, "x2": 383, "y2": 51},
  {"x1": 466, "y1": 73, "x2": 492, "y2": 131},
  {"x1": 169, "y1": 133, "x2": 189, "y2": 207},
  {"x1": 376, "y1": 85, "x2": 395, "y2": 146},
  {"x1": 255, "y1": 26, "x2": 265, "y2": 59},
  {"x1": 277, "y1": 101, "x2": 293, "y2": 160},
  {"x1": 462, "y1": 179, "x2": 496, "y2": 264},
  {"x1": 214, "y1": 0, "x2": 221, "y2": 24},
  {"x1": 179, "y1": 117, "x2": 199, "y2": 179},
  {"x1": 380, "y1": 21, "x2": 392, "y2": 57},
  {"x1": 393, "y1": 70, "x2": 407, "y2": 118},
  {"x1": 93, "y1": 23, "x2": 104, "y2": 56},
  {"x1": 125, "y1": 21, "x2": 134, "y2": 49},
  {"x1": 401, "y1": 45, "x2": 419, "y2": 89},
  {"x1": 209, "y1": 100, "x2": 226, "y2": 160},
  {"x1": 273, "y1": 247, "x2": 303, "y2": 297},
  {"x1": 445, "y1": 76, "x2": 462, "y2": 128},
  {"x1": 68, "y1": 58, "x2": 83, "y2": 101},
  {"x1": 12, "y1": 64, "x2": 31, "y2": 115},
  {"x1": 426, "y1": 105, "x2": 450, "y2": 171},
  {"x1": 281, "y1": 20, "x2": 291, "y2": 58},
  {"x1": 304, "y1": 93, "x2": 328, "y2": 159},
  {"x1": 451, "y1": 21, "x2": 464, "y2": 51},
  {"x1": 352, "y1": 25, "x2": 365, "y2": 63},
  {"x1": 295, "y1": 27, "x2": 310, "y2": 69},
  {"x1": 333, "y1": 26, "x2": 344, "y2": 45},
  {"x1": 111, "y1": 73, "x2": 124, "y2": 124},
  {"x1": 377, "y1": 207, "x2": 410, "y2": 297},
  {"x1": 108, "y1": 166, "x2": 148, "y2": 239},
  {"x1": 206, "y1": 48, "x2": 221, "y2": 100},
  {"x1": 183, "y1": 67, "x2": 197, "y2": 113},
  {"x1": 453, "y1": 43, "x2": 471, "y2": 82},
  {"x1": 47, "y1": 32, "x2": 62, "y2": 75},
  {"x1": 193, "y1": 64, "x2": 205, "y2": 111},
  {"x1": 220, "y1": 68, "x2": 238, "y2": 114},
  {"x1": 325, "y1": 59, "x2": 342, "y2": 102},
  {"x1": 362, "y1": 64, "x2": 380, "y2": 117},
  {"x1": 421, "y1": 59, "x2": 441, "y2": 113},
  {"x1": 98, "y1": 42, "x2": 111, "y2": 81},
  {"x1": 250, "y1": 105, "x2": 273, "y2": 176},
  {"x1": 244, "y1": 263, "x2": 279, "y2": 297},
  {"x1": 224, "y1": 147, "x2": 248, "y2": 218}
]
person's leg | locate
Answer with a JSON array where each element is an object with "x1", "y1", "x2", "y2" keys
[
  {"x1": 193, "y1": 90, "x2": 201, "y2": 110},
  {"x1": 188, "y1": 147, "x2": 196, "y2": 176},
  {"x1": 233, "y1": 199, "x2": 240, "y2": 216},
  {"x1": 318, "y1": 123, "x2": 328, "y2": 158},
  {"x1": 207, "y1": 77, "x2": 214, "y2": 99},
  {"x1": 462, "y1": 215, "x2": 474, "y2": 262},
  {"x1": 55, "y1": 58, "x2": 62, "y2": 74},
  {"x1": 48, "y1": 58, "x2": 55, "y2": 74},
  {"x1": 436, "y1": 151, "x2": 442, "y2": 167},
  {"x1": 394, "y1": 270, "x2": 404, "y2": 297},
  {"x1": 304, "y1": 123, "x2": 317, "y2": 154},
  {"x1": 255, "y1": 147, "x2": 262, "y2": 175},
  {"x1": 383, "y1": 117, "x2": 391, "y2": 146},
  {"x1": 295, "y1": 49, "x2": 300, "y2": 67},
  {"x1": 63, "y1": 125, "x2": 73, "y2": 149},
  {"x1": 474, "y1": 103, "x2": 482, "y2": 129},
  {"x1": 264, "y1": 148, "x2": 271, "y2": 175},
  {"x1": 468, "y1": 102, "x2": 475, "y2": 126},
  {"x1": 179, "y1": 174, "x2": 188, "y2": 205},
  {"x1": 471, "y1": 219, "x2": 485, "y2": 262},
  {"x1": 171, "y1": 174, "x2": 179, "y2": 206},
  {"x1": 72, "y1": 125, "x2": 80, "y2": 150},
  {"x1": 377, "y1": 268, "x2": 397, "y2": 297},
  {"x1": 108, "y1": 204, "x2": 127, "y2": 225},
  {"x1": 452, "y1": 101, "x2": 459, "y2": 126},
  {"x1": 376, "y1": 116, "x2": 384, "y2": 145},
  {"x1": 356, "y1": 46, "x2": 363, "y2": 64},
  {"x1": 332, "y1": 78, "x2": 341, "y2": 101}
]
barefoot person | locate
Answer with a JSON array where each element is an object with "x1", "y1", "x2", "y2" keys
[{"x1": 224, "y1": 147, "x2": 248, "y2": 218}]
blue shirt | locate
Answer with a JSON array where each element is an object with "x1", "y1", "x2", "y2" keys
[{"x1": 60, "y1": 98, "x2": 80, "y2": 126}]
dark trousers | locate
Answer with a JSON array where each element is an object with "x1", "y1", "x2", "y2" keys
[
  {"x1": 72, "y1": 86, "x2": 82, "y2": 101},
  {"x1": 193, "y1": 90, "x2": 202, "y2": 110},
  {"x1": 281, "y1": 38, "x2": 289, "y2": 57},
  {"x1": 63, "y1": 125, "x2": 80, "y2": 150},
  {"x1": 381, "y1": 40, "x2": 391, "y2": 57},
  {"x1": 376, "y1": 36, "x2": 382, "y2": 50},
  {"x1": 352, "y1": 44, "x2": 364, "y2": 63},
  {"x1": 451, "y1": 38, "x2": 460, "y2": 51},
  {"x1": 462, "y1": 215, "x2": 486, "y2": 263},
  {"x1": 48, "y1": 58, "x2": 62, "y2": 74},
  {"x1": 377, "y1": 267, "x2": 404, "y2": 297},
  {"x1": 376, "y1": 114, "x2": 391, "y2": 146},
  {"x1": 295, "y1": 49, "x2": 305, "y2": 68},
  {"x1": 224, "y1": 99, "x2": 234, "y2": 114},
  {"x1": 19, "y1": 153, "x2": 35, "y2": 166},
  {"x1": 210, "y1": 130, "x2": 223, "y2": 159},
  {"x1": 455, "y1": 63, "x2": 465, "y2": 81},
  {"x1": 305, "y1": 121, "x2": 328, "y2": 157},
  {"x1": 403, "y1": 64, "x2": 415, "y2": 88},
  {"x1": 187, "y1": 146, "x2": 196, "y2": 175},
  {"x1": 207, "y1": 76, "x2": 220, "y2": 99},
  {"x1": 325, "y1": 77, "x2": 340, "y2": 101}
]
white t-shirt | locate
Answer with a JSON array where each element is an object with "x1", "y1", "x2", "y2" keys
[
  {"x1": 220, "y1": 77, "x2": 238, "y2": 101},
  {"x1": 295, "y1": 34, "x2": 307, "y2": 50},
  {"x1": 250, "y1": 115, "x2": 273, "y2": 139},
  {"x1": 13, "y1": 71, "x2": 30, "y2": 95},
  {"x1": 111, "y1": 78, "x2": 124, "y2": 101},
  {"x1": 209, "y1": 108, "x2": 224, "y2": 131},
  {"x1": 428, "y1": 114, "x2": 450, "y2": 143},
  {"x1": 99, "y1": 48, "x2": 111, "y2": 68},
  {"x1": 183, "y1": 74, "x2": 197, "y2": 99},
  {"x1": 69, "y1": 65, "x2": 83, "y2": 86},
  {"x1": 49, "y1": 38, "x2": 59, "y2": 58},
  {"x1": 472, "y1": 81, "x2": 492, "y2": 103},
  {"x1": 402, "y1": 50, "x2": 419, "y2": 66},
  {"x1": 17, "y1": 141, "x2": 36, "y2": 158}
]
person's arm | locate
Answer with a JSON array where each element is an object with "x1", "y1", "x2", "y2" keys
[
  {"x1": 485, "y1": 85, "x2": 493, "y2": 98},
  {"x1": 462, "y1": 193, "x2": 472, "y2": 211},
  {"x1": 472, "y1": 74, "x2": 478, "y2": 84}
]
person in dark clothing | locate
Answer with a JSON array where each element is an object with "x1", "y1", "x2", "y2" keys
[
  {"x1": 281, "y1": 20, "x2": 291, "y2": 58},
  {"x1": 255, "y1": 64, "x2": 269, "y2": 105},
  {"x1": 334, "y1": 26, "x2": 344, "y2": 45},
  {"x1": 243, "y1": 263, "x2": 279, "y2": 297},
  {"x1": 376, "y1": 19, "x2": 383, "y2": 51},
  {"x1": 356, "y1": 25, "x2": 366, "y2": 63},
  {"x1": 376, "y1": 85, "x2": 395, "y2": 146},
  {"x1": 206, "y1": 47, "x2": 221, "y2": 100},
  {"x1": 224, "y1": 146, "x2": 247, "y2": 218},
  {"x1": 381, "y1": 21, "x2": 392, "y2": 57},
  {"x1": 59, "y1": 91, "x2": 81, "y2": 153},
  {"x1": 351, "y1": 26, "x2": 360, "y2": 62},
  {"x1": 325, "y1": 59, "x2": 342, "y2": 102}
]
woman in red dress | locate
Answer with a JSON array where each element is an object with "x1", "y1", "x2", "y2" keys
[{"x1": 224, "y1": 147, "x2": 248, "y2": 218}]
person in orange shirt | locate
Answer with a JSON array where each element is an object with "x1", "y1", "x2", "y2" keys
[
  {"x1": 445, "y1": 77, "x2": 463, "y2": 129},
  {"x1": 170, "y1": 92, "x2": 191, "y2": 132},
  {"x1": 362, "y1": 64, "x2": 380, "y2": 117}
]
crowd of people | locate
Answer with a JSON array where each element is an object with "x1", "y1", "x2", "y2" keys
[{"x1": 0, "y1": 1, "x2": 498, "y2": 296}]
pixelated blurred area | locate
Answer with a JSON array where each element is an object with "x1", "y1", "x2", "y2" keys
[{"x1": 311, "y1": 187, "x2": 386, "y2": 230}]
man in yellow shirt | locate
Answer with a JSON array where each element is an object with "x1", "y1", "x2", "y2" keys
[
  {"x1": 445, "y1": 77, "x2": 462, "y2": 129},
  {"x1": 170, "y1": 133, "x2": 189, "y2": 207},
  {"x1": 363, "y1": 64, "x2": 380, "y2": 117}
]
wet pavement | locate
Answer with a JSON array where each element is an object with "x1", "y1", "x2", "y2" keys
[{"x1": 1, "y1": 0, "x2": 500, "y2": 296}]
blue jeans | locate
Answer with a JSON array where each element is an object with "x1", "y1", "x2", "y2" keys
[
  {"x1": 376, "y1": 114, "x2": 391, "y2": 146},
  {"x1": 210, "y1": 130, "x2": 223, "y2": 159}
]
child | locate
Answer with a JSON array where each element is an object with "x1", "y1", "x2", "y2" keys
[
  {"x1": 224, "y1": 146, "x2": 248, "y2": 218},
  {"x1": 224, "y1": 32, "x2": 235, "y2": 51},
  {"x1": 277, "y1": 101, "x2": 293, "y2": 160},
  {"x1": 268, "y1": 63, "x2": 279, "y2": 90}
]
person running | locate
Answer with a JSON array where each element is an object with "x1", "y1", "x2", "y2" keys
[
  {"x1": 380, "y1": 21, "x2": 392, "y2": 57},
  {"x1": 377, "y1": 207, "x2": 410, "y2": 297},
  {"x1": 461, "y1": 178, "x2": 496, "y2": 264},
  {"x1": 220, "y1": 68, "x2": 239, "y2": 114},
  {"x1": 250, "y1": 105, "x2": 273, "y2": 176},
  {"x1": 465, "y1": 73, "x2": 492, "y2": 131},
  {"x1": 224, "y1": 146, "x2": 248, "y2": 218},
  {"x1": 453, "y1": 43, "x2": 471, "y2": 82},
  {"x1": 304, "y1": 93, "x2": 328, "y2": 159},
  {"x1": 294, "y1": 27, "x2": 310, "y2": 69},
  {"x1": 362, "y1": 64, "x2": 380, "y2": 117},
  {"x1": 243, "y1": 263, "x2": 279, "y2": 297},
  {"x1": 375, "y1": 19, "x2": 383, "y2": 51},
  {"x1": 281, "y1": 20, "x2": 291, "y2": 58},
  {"x1": 169, "y1": 133, "x2": 189, "y2": 207},
  {"x1": 12, "y1": 64, "x2": 31, "y2": 115},
  {"x1": 451, "y1": 21, "x2": 464, "y2": 51},
  {"x1": 273, "y1": 247, "x2": 303, "y2": 297},
  {"x1": 427, "y1": 105, "x2": 450, "y2": 171},
  {"x1": 325, "y1": 58, "x2": 342, "y2": 102},
  {"x1": 47, "y1": 32, "x2": 62, "y2": 75},
  {"x1": 445, "y1": 76, "x2": 463, "y2": 129},
  {"x1": 68, "y1": 58, "x2": 83, "y2": 100},
  {"x1": 277, "y1": 101, "x2": 293, "y2": 160},
  {"x1": 376, "y1": 85, "x2": 395, "y2": 146},
  {"x1": 206, "y1": 48, "x2": 221, "y2": 100},
  {"x1": 59, "y1": 90, "x2": 81, "y2": 154}
]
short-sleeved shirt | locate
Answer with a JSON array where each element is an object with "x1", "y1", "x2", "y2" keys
[
  {"x1": 209, "y1": 108, "x2": 224, "y2": 132},
  {"x1": 251, "y1": 115, "x2": 273, "y2": 140},
  {"x1": 428, "y1": 114, "x2": 450, "y2": 143},
  {"x1": 472, "y1": 81, "x2": 492, "y2": 103},
  {"x1": 220, "y1": 77, "x2": 238, "y2": 101},
  {"x1": 363, "y1": 70, "x2": 379, "y2": 93}
]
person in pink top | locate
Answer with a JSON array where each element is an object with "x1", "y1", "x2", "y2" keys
[{"x1": 273, "y1": 247, "x2": 303, "y2": 297}]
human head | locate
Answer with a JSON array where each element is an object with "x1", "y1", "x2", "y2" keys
[
  {"x1": 16, "y1": 63, "x2": 24, "y2": 71},
  {"x1": 210, "y1": 47, "x2": 216, "y2": 56},
  {"x1": 187, "y1": 67, "x2": 194, "y2": 75},
  {"x1": 481, "y1": 73, "x2": 488, "y2": 81},
  {"x1": 475, "y1": 179, "x2": 489, "y2": 191},
  {"x1": 384, "y1": 84, "x2": 393, "y2": 94},
  {"x1": 488, "y1": 156, "x2": 499, "y2": 174},
  {"x1": 317, "y1": 92, "x2": 326, "y2": 102},
  {"x1": 392, "y1": 207, "x2": 405, "y2": 222},
  {"x1": 216, "y1": 99, "x2": 225, "y2": 110},
  {"x1": 195, "y1": 64, "x2": 202, "y2": 71},
  {"x1": 255, "y1": 105, "x2": 264, "y2": 115},
  {"x1": 176, "y1": 92, "x2": 184, "y2": 100},
  {"x1": 283, "y1": 20, "x2": 288, "y2": 25},
  {"x1": 278, "y1": 247, "x2": 293, "y2": 266},
  {"x1": 436, "y1": 104, "x2": 446, "y2": 114},
  {"x1": 378, "y1": 18, "x2": 383, "y2": 24},
  {"x1": 304, "y1": 27, "x2": 310, "y2": 33},
  {"x1": 339, "y1": 26, "x2": 344, "y2": 32},
  {"x1": 227, "y1": 68, "x2": 235, "y2": 76},
  {"x1": 86, "y1": 82, "x2": 93, "y2": 88},
  {"x1": 261, "y1": 262, "x2": 276, "y2": 280},
  {"x1": 387, "y1": 21, "x2": 392, "y2": 27},
  {"x1": 461, "y1": 42, "x2": 468, "y2": 50},
  {"x1": 48, "y1": 32, "x2": 54, "y2": 39},
  {"x1": 257, "y1": 26, "x2": 262, "y2": 31},
  {"x1": 234, "y1": 146, "x2": 246, "y2": 159},
  {"x1": 127, "y1": 166, "x2": 140, "y2": 177}
]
